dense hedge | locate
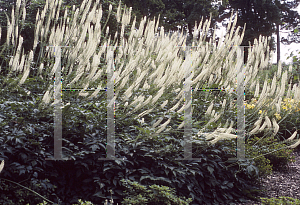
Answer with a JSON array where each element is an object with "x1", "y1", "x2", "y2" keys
[{"x1": 0, "y1": 74, "x2": 271, "y2": 204}]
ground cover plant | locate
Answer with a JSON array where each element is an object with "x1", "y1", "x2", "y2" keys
[
  {"x1": 260, "y1": 196, "x2": 300, "y2": 205},
  {"x1": 1, "y1": 0, "x2": 300, "y2": 204}
]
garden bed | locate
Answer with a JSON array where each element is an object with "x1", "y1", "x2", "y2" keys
[{"x1": 239, "y1": 149, "x2": 300, "y2": 204}]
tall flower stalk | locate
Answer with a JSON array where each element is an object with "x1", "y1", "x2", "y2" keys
[{"x1": 1, "y1": 0, "x2": 300, "y2": 160}]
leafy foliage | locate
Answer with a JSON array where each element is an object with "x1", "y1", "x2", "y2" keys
[
  {"x1": 260, "y1": 196, "x2": 300, "y2": 205},
  {"x1": 119, "y1": 179, "x2": 193, "y2": 205},
  {"x1": 0, "y1": 74, "x2": 265, "y2": 204},
  {"x1": 245, "y1": 134, "x2": 295, "y2": 178},
  {"x1": 1, "y1": 0, "x2": 300, "y2": 204}
]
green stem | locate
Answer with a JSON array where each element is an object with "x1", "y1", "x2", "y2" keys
[{"x1": 0, "y1": 178, "x2": 55, "y2": 204}]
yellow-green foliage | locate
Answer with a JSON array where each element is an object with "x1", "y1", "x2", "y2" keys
[
  {"x1": 260, "y1": 196, "x2": 300, "y2": 205},
  {"x1": 33, "y1": 201, "x2": 49, "y2": 205},
  {"x1": 33, "y1": 199, "x2": 94, "y2": 205},
  {"x1": 246, "y1": 137, "x2": 273, "y2": 178},
  {"x1": 74, "y1": 199, "x2": 94, "y2": 205},
  {"x1": 120, "y1": 179, "x2": 193, "y2": 205},
  {"x1": 243, "y1": 90, "x2": 298, "y2": 177},
  {"x1": 31, "y1": 180, "x2": 193, "y2": 205},
  {"x1": 246, "y1": 135, "x2": 295, "y2": 178}
]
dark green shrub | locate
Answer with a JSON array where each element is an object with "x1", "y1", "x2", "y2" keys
[
  {"x1": 0, "y1": 77, "x2": 59, "y2": 205},
  {"x1": 0, "y1": 75, "x2": 264, "y2": 205}
]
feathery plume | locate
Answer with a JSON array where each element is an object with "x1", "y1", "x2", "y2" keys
[
  {"x1": 205, "y1": 101, "x2": 214, "y2": 117},
  {"x1": 0, "y1": 160, "x2": 4, "y2": 173},
  {"x1": 271, "y1": 118, "x2": 279, "y2": 136},
  {"x1": 161, "y1": 100, "x2": 168, "y2": 109},
  {"x1": 286, "y1": 131, "x2": 297, "y2": 142},
  {"x1": 265, "y1": 116, "x2": 272, "y2": 129},
  {"x1": 156, "y1": 118, "x2": 171, "y2": 133},
  {"x1": 288, "y1": 139, "x2": 300, "y2": 149}
]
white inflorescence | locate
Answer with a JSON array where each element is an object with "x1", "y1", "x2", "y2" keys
[{"x1": 3, "y1": 0, "x2": 300, "y2": 154}]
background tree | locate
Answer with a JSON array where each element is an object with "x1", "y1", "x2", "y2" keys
[
  {"x1": 121, "y1": 0, "x2": 223, "y2": 46},
  {"x1": 275, "y1": 0, "x2": 300, "y2": 63},
  {"x1": 217, "y1": 0, "x2": 300, "y2": 64},
  {"x1": 215, "y1": 0, "x2": 282, "y2": 63}
]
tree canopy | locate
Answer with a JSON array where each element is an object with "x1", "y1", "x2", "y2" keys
[{"x1": 217, "y1": 0, "x2": 300, "y2": 63}]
